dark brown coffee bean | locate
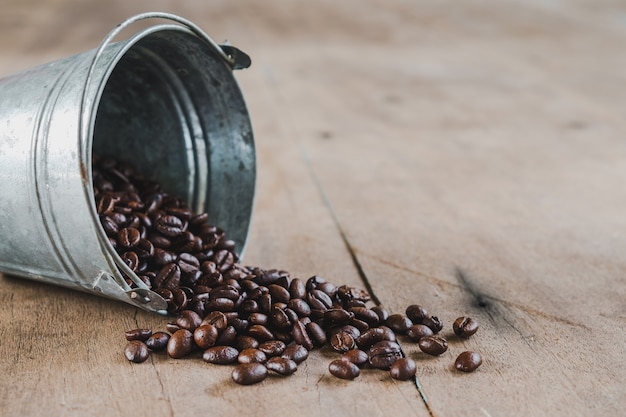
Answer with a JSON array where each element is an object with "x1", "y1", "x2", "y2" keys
[
  {"x1": 349, "y1": 307, "x2": 380, "y2": 327},
  {"x1": 210, "y1": 285, "x2": 240, "y2": 300},
  {"x1": 248, "y1": 324, "x2": 274, "y2": 342},
  {"x1": 124, "y1": 340, "x2": 149, "y2": 363},
  {"x1": 167, "y1": 329, "x2": 194, "y2": 359},
  {"x1": 291, "y1": 320, "x2": 314, "y2": 350},
  {"x1": 232, "y1": 363, "x2": 268, "y2": 385},
  {"x1": 235, "y1": 335, "x2": 259, "y2": 351},
  {"x1": 177, "y1": 253, "x2": 200, "y2": 274},
  {"x1": 328, "y1": 359, "x2": 360, "y2": 380},
  {"x1": 165, "y1": 322, "x2": 182, "y2": 333},
  {"x1": 154, "y1": 263, "x2": 181, "y2": 290},
  {"x1": 96, "y1": 194, "x2": 116, "y2": 214},
  {"x1": 118, "y1": 227, "x2": 141, "y2": 248},
  {"x1": 390, "y1": 358, "x2": 417, "y2": 381},
  {"x1": 422, "y1": 316, "x2": 443, "y2": 333},
  {"x1": 348, "y1": 317, "x2": 370, "y2": 333},
  {"x1": 203, "y1": 346, "x2": 239, "y2": 364},
  {"x1": 336, "y1": 285, "x2": 370, "y2": 303},
  {"x1": 341, "y1": 349, "x2": 369, "y2": 366},
  {"x1": 268, "y1": 284, "x2": 290, "y2": 304},
  {"x1": 308, "y1": 289, "x2": 333, "y2": 309},
  {"x1": 213, "y1": 249, "x2": 234, "y2": 272},
  {"x1": 355, "y1": 327, "x2": 386, "y2": 349},
  {"x1": 327, "y1": 325, "x2": 361, "y2": 341},
  {"x1": 287, "y1": 299, "x2": 311, "y2": 317},
  {"x1": 289, "y1": 278, "x2": 306, "y2": 299},
  {"x1": 265, "y1": 357, "x2": 297, "y2": 376},
  {"x1": 370, "y1": 306, "x2": 390, "y2": 323},
  {"x1": 238, "y1": 348, "x2": 267, "y2": 364},
  {"x1": 241, "y1": 299, "x2": 260, "y2": 315},
  {"x1": 121, "y1": 251, "x2": 139, "y2": 272},
  {"x1": 270, "y1": 305, "x2": 292, "y2": 329},
  {"x1": 453, "y1": 316, "x2": 479, "y2": 339},
  {"x1": 153, "y1": 248, "x2": 176, "y2": 266},
  {"x1": 324, "y1": 308, "x2": 354, "y2": 326},
  {"x1": 281, "y1": 344, "x2": 309, "y2": 364},
  {"x1": 305, "y1": 322, "x2": 327, "y2": 347},
  {"x1": 368, "y1": 340, "x2": 403, "y2": 370},
  {"x1": 207, "y1": 297, "x2": 235, "y2": 312},
  {"x1": 125, "y1": 328, "x2": 152, "y2": 341},
  {"x1": 175, "y1": 310, "x2": 202, "y2": 331},
  {"x1": 455, "y1": 351, "x2": 483, "y2": 372},
  {"x1": 155, "y1": 215, "x2": 185, "y2": 237},
  {"x1": 258, "y1": 340, "x2": 286, "y2": 357},
  {"x1": 201, "y1": 311, "x2": 228, "y2": 331},
  {"x1": 229, "y1": 318, "x2": 249, "y2": 333},
  {"x1": 418, "y1": 335, "x2": 448, "y2": 356},
  {"x1": 385, "y1": 314, "x2": 412, "y2": 334},
  {"x1": 248, "y1": 313, "x2": 269, "y2": 326},
  {"x1": 405, "y1": 304, "x2": 429, "y2": 324},
  {"x1": 193, "y1": 324, "x2": 219, "y2": 349},
  {"x1": 216, "y1": 326, "x2": 237, "y2": 346},
  {"x1": 406, "y1": 324, "x2": 434, "y2": 342},
  {"x1": 189, "y1": 212, "x2": 209, "y2": 226},
  {"x1": 330, "y1": 332, "x2": 356, "y2": 353},
  {"x1": 145, "y1": 332, "x2": 170, "y2": 351},
  {"x1": 100, "y1": 214, "x2": 119, "y2": 236},
  {"x1": 134, "y1": 239, "x2": 154, "y2": 258}
]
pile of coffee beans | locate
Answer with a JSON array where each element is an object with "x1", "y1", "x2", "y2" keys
[{"x1": 94, "y1": 157, "x2": 483, "y2": 385}]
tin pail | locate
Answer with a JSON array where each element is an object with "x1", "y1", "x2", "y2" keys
[{"x1": 0, "y1": 12, "x2": 256, "y2": 313}]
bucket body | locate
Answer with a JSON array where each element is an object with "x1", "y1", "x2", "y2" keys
[{"x1": 0, "y1": 13, "x2": 256, "y2": 312}]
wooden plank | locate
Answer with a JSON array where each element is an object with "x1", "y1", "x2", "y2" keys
[{"x1": 1, "y1": 1, "x2": 625, "y2": 417}]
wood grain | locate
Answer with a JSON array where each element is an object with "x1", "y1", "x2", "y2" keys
[{"x1": 1, "y1": 1, "x2": 625, "y2": 416}]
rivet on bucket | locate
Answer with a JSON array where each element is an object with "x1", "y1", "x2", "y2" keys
[{"x1": 0, "y1": 12, "x2": 256, "y2": 313}]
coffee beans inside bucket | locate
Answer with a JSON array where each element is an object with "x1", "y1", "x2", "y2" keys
[{"x1": 95, "y1": 157, "x2": 485, "y2": 384}]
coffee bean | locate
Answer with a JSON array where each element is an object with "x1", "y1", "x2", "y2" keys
[
  {"x1": 349, "y1": 307, "x2": 380, "y2": 327},
  {"x1": 238, "y1": 348, "x2": 267, "y2": 364},
  {"x1": 453, "y1": 316, "x2": 479, "y2": 339},
  {"x1": 124, "y1": 340, "x2": 149, "y2": 363},
  {"x1": 232, "y1": 363, "x2": 268, "y2": 385},
  {"x1": 370, "y1": 306, "x2": 390, "y2": 323},
  {"x1": 418, "y1": 335, "x2": 448, "y2": 356},
  {"x1": 265, "y1": 357, "x2": 297, "y2": 376},
  {"x1": 155, "y1": 215, "x2": 186, "y2": 237},
  {"x1": 154, "y1": 263, "x2": 181, "y2": 290},
  {"x1": 258, "y1": 340, "x2": 286, "y2": 357},
  {"x1": 323, "y1": 309, "x2": 354, "y2": 326},
  {"x1": 385, "y1": 314, "x2": 412, "y2": 334},
  {"x1": 216, "y1": 326, "x2": 237, "y2": 346},
  {"x1": 146, "y1": 332, "x2": 170, "y2": 351},
  {"x1": 193, "y1": 324, "x2": 219, "y2": 349},
  {"x1": 268, "y1": 284, "x2": 290, "y2": 304},
  {"x1": 368, "y1": 341, "x2": 403, "y2": 370},
  {"x1": 454, "y1": 351, "x2": 483, "y2": 372},
  {"x1": 327, "y1": 325, "x2": 361, "y2": 341},
  {"x1": 167, "y1": 329, "x2": 194, "y2": 359},
  {"x1": 390, "y1": 358, "x2": 417, "y2": 381},
  {"x1": 329, "y1": 332, "x2": 355, "y2": 353},
  {"x1": 235, "y1": 335, "x2": 259, "y2": 351},
  {"x1": 405, "y1": 304, "x2": 428, "y2": 324},
  {"x1": 328, "y1": 359, "x2": 360, "y2": 380},
  {"x1": 175, "y1": 310, "x2": 202, "y2": 331},
  {"x1": 305, "y1": 322, "x2": 327, "y2": 347},
  {"x1": 341, "y1": 349, "x2": 369, "y2": 366},
  {"x1": 203, "y1": 346, "x2": 239, "y2": 364},
  {"x1": 406, "y1": 324, "x2": 434, "y2": 342},
  {"x1": 201, "y1": 311, "x2": 228, "y2": 331},
  {"x1": 289, "y1": 278, "x2": 306, "y2": 299},
  {"x1": 336, "y1": 285, "x2": 370, "y2": 303},
  {"x1": 125, "y1": 328, "x2": 152, "y2": 341},
  {"x1": 248, "y1": 312, "x2": 269, "y2": 326},
  {"x1": 281, "y1": 344, "x2": 309, "y2": 364},
  {"x1": 287, "y1": 298, "x2": 311, "y2": 317},
  {"x1": 248, "y1": 324, "x2": 274, "y2": 342},
  {"x1": 291, "y1": 320, "x2": 314, "y2": 350},
  {"x1": 121, "y1": 251, "x2": 139, "y2": 272},
  {"x1": 422, "y1": 315, "x2": 443, "y2": 334},
  {"x1": 118, "y1": 227, "x2": 141, "y2": 248}
]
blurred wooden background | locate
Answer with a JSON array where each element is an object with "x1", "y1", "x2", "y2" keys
[{"x1": 1, "y1": 1, "x2": 625, "y2": 416}]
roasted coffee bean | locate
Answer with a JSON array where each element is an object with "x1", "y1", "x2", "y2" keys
[
  {"x1": 134, "y1": 239, "x2": 154, "y2": 258},
  {"x1": 100, "y1": 214, "x2": 119, "y2": 236},
  {"x1": 368, "y1": 341, "x2": 403, "y2": 370},
  {"x1": 203, "y1": 346, "x2": 239, "y2": 365},
  {"x1": 241, "y1": 299, "x2": 260, "y2": 315},
  {"x1": 308, "y1": 289, "x2": 333, "y2": 309},
  {"x1": 385, "y1": 314, "x2": 412, "y2": 334},
  {"x1": 289, "y1": 278, "x2": 306, "y2": 299},
  {"x1": 96, "y1": 194, "x2": 116, "y2": 214},
  {"x1": 175, "y1": 310, "x2": 202, "y2": 331},
  {"x1": 232, "y1": 363, "x2": 268, "y2": 385},
  {"x1": 207, "y1": 297, "x2": 235, "y2": 312},
  {"x1": 370, "y1": 306, "x2": 390, "y2": 323},
  {"x1": 287, "y1": 299, "x2": 311, "y2": 317},
  {"x1": 291, "y1": 320, "x2": 314, "y2": 350},
  {"x1": 258, "y1": 340, "x2": 286, "y2": 357},
  {"x1": 418, "y1": 335, "x2": 448, "y2": 356},
  {"x1": 422, "y1": 316, "x2": 443, "y2": 334},
  {"x1": 155, "y1": 215, "x2": 186, "y2": 237},
  {"x1": 268, "y1": 284, "x2": 290, "y2": 304},
  {"x1": 324, "y1": 309, "x2": 354, "y2": 326},
  {"x1": 270, "y1": 305, "x2": 292, "y2": 329},
  {"x1": 201, "y1": 311, "x2": 228, "y2": 331},
  {"x1": 118, "y1": 227, "x2": 141, "y2": 248},
  {"x1": 349, "y1": 307, "x2": 380, "y2": 327},
  {"x1": 405, "y1": 304, "x2": 428, "y2": 324},
  {"x1": 390, "y1": 358, "x2": 417, "y2": 381},
  {"x1": 230, "y1": 318, "x2": 249, "y2": 333},
  {"x1": 305, "y1": 322, "x2": 327, "y2": 347},
  {"x1": 121, "y1": 251, "x2": 139, "y2": 272},
  {"x1": 248, "y1": 324, "x2": 274, "y2": 341},
  {"x1": 355, "y1": 327, "x2": 386, "y2": 349},
  {"x1": 238, "y1": 348, "x2": 267, "y2": 364},
  {"x1": 216, "y1": 326, "x2": 237, "y2": 346},
  {"x1": 165, "y1": 322, "x2": 182, "y2": 333},
  {"x1": 125, "y1": 328, "x2": 152, "y2": 341},
  {"x1": 454, "y1": 351, "x2": 483, "y2": 372},
  {"x1": 265, "y1": 357, "x2": 297, "y2": 376},
  {"x1": 210, "y1": 285, "x2": 240, "y2": 301},
  {"x1": 327, "y1": 325, "x2": 361, "y2": 341},
  {"x1": 177, "y1": 253, "x2": 200, "y2": 274},
  {"x1": 193, "y1": 324, "x2": 219, "y2": 349},
  {"x1": 336, "y1": 285, "x2": 370, "y2": 302},
  {"x1": 341, "y1": 349, "x2": 369, "y2": 366},
  {"x1": 153, "y1": 248, "x2": 176, "y2": 266},
  {"x1": 406, "y1": 324, "x2": 434, "y2": 342},
  {"x1": 281, "y1": 344, "x2": 309, "y2": 364},
  {"x1": 330, "y1": 332, "x2": 356, "y2": 353},
  {"x1": 348, "y1": 318, "x2": 370, "y2": 333},
  {"x1": 154, "y1": 263, "x2": 181, "y2": 290},
  {"x1": 235, "y1": 335, "x2": 259, "y2": 351},
  {"x1": 453, "y1": 316, "x2": 479, "y2": 339},
  {"x1": 248, "y1": 313, "x2": 269, "y2": 326},
  {"x1": 145, "y1": 332, "x2": 170, "y2": 351},
  {"x1": 167, "y1": 329, "x2": 194, "y2": 359},
  {"x1": 124, "y1": 340, "x2": 149, "y2": 363},
  {"x1": 328, "y1": 359, "x2": 360, "y2": 380},
  {"x1": 214, "y1": 249, "x2": 234, "y2": 272}
]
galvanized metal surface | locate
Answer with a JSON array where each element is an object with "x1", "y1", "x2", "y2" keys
[{"x1": 0, "y1": 13, "x2": 256, "y2": 312}]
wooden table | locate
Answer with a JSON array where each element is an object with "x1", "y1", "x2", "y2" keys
[{"x1": 1, "y1": 1, "x2": 624, "y2": 416}]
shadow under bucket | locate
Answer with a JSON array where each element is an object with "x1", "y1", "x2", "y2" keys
[{"x1": 0, "y1": 13, "x2": 256, "y2": 313}]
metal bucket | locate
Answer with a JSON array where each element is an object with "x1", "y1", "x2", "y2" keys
[{"x1": 0, "y1": 12, "x2": 256, "y2": 313}]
